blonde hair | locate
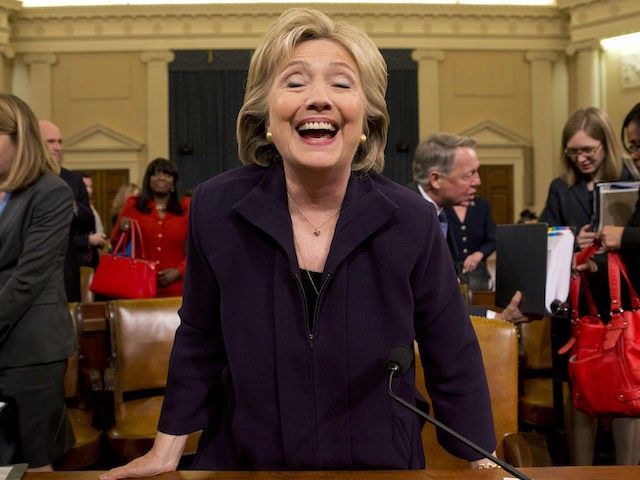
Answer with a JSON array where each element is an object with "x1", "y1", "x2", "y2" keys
[
  {"x1": 110, "y1": 182, "x2": 140, "y2": 220},
  {"x1": 0, "y1": 94, "x2": 59, "y2": 192},
  {"x1": 237, "y1": 8, "x2": 389, "y2": 174},
  {"x1": 561, "y1": 107, "x2": 623, "y2": 186}
]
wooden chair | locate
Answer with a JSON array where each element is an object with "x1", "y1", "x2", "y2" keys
[
  {"x1": 416, "y1": 315, "x2": 551, "y2": 468},
  {"x1": 518, "y1": 316, "x2": 569, "y2": 430},
  {"x1": 80, "y1": 266, "x2": 95, "y2": 304},
  {"x1": 105, "y1": 297, "x2": 201, "y2": 461},
  {"x1": 53, "y1": 303, "x2": 103, "y2": 470}
]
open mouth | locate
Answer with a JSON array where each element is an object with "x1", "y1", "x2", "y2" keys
[{"x1": 297, "y1": 121, "x2": 338, "y2": 140}]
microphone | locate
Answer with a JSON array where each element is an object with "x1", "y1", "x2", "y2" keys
[{"x1": 385, "y1": 345, "x2": 533, "y2": 480}]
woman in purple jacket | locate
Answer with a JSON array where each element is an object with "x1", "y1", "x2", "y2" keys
[{"x1": 101, "y1": 8, "x2": 495, "y2": 477}]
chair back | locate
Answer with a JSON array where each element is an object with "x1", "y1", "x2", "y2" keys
[
  {"x1": 108, "y1": 297, "x2": 182, "y2": 402},
  {"x1": 65, "y1": 302, "x2": 82, "y2": 399},
  {"x1": 80, "y1": 266, "x2": 95, "y2": 304},
  {"x1": 519, "y1": 316, "x2": 552, "y2": 371},
  {"x1": 416, "y1": 316, "x2": 518, "y2": 469}
]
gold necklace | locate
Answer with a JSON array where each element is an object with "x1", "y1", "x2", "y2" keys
[
  {"x1": 292, "y1": 230, "x2": 320, "y2": 295},
  {"x1": 287, "y1": 193, "x2": 341, "y2": 237}
]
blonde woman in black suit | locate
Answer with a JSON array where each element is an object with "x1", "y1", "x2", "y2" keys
[{"x1": 0, "y1": 94, "x2": 77, "y2": 470}]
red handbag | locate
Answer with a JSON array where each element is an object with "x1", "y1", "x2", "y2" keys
[
  {"x1": 560, "y1": 245, "x2": 640, "y2": 417},
  {"x1": 90, "y1": 219, "x2": 157, "y2": 299}
]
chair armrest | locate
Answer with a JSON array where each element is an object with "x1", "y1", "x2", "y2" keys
[{"x1": 502, "y1": 432, "x2": 553, "y2": 467}]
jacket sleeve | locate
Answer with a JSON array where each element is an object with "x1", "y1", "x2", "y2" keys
[
  {"x1": 0, "y1": 180, "x2": 73, "y2": 346},
  {"x1": 539, "y1": 179, "x2": 562, "y2": 226},
  {"x1": 478, "y1": 201, "x2": 496, "y2": 259},
  {"x1": 412, "y1": 214, "x2": 496, "y2": 460}
]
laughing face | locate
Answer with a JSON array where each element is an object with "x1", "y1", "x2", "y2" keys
[{"x1": 266, "y1": 39, "x2": 366, "y2": 175}]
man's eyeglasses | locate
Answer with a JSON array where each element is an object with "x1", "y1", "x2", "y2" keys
[{"x1": 564, "y1": 143, "x2": 601, "y2": 160}]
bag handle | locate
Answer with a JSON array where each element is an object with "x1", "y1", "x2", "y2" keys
[
  {"x1": 609, "y1": 252, "x2": 640, "y2": 311},
  {"x1": 558, "y1": 243, "x2": 600, "y2": 355},
  {"x1": 111, "y1": 218, "x2": 147, "y2": 260},
  {"x1": 129, "y1": 219, "x2": 147, "y2": 260},
  {"x1": 603, "y1": 252, "x2": 640, "y2": 349},
  {"x1": 572, "y1": 242, "x2": 600, "y2": 319}
]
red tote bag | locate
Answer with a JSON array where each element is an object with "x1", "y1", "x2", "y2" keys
[
  {"x1": 90, "y1": 219, "x2": 157, "y2": 299},
  {"x1": 561, "y1": 245, "x2": 640, "y2": 417}
]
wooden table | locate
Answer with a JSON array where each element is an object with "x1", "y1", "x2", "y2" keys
[{"x1": 24, "y1": 467, "x2": 640, "y2": 480}]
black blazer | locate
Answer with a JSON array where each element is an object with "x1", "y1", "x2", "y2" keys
[
  {"x1": 59, "y1": 168, "x2": 94, "y2": 301},
  {"x1": 405, "y1": 181, "x2": 460, "y2": 266},
  {"x1": 539, "y1": 177, "x2": 593, "y2": 233},
  {"x1": 404, "y1": 182, "x2": 488, "y2": 317},
  {"x1": 0, "y1": 172, "x2": 77, "y2": 367}
]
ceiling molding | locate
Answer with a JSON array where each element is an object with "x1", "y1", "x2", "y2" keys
[{"x1": 3, "y1": 2, "x2": 637, "y2": 55}]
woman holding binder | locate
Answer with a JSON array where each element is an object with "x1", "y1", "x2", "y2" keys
[{"x1": 543, "y1": 107, "x2": 640, "y2": 466}]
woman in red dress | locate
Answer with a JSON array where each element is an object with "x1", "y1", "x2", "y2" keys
[{"x1": 111, "y1": 158, "x2": 189, "y2": 298}]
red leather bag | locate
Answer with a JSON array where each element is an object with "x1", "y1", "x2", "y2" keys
[
  {"x1": 90, "y1": 219, "x2": 157, "y2": 299},
  {"x1": 560, "y1": 245, "x2": 640, "y2": 417}
]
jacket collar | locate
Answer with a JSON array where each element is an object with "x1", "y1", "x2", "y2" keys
[
  {"x1": 233, "y1": 163, "x2": 399, "y2": 273},
  {"x1": 571, "y1": 180, "x2": 593, "y2": 219}
]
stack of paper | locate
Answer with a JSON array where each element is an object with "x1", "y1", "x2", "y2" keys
[
  {"x1": 496, "y1": 223, "x2": 574, "y2": 315},
  {"x1": 0, "y1": 464, "x2": 27, "y2": 480}
]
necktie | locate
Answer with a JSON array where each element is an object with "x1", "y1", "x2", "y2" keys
[{"x1": 438, "y1": 211, "x2": 448, "y2": 238}]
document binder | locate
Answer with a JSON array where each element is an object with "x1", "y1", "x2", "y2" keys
[
  {"x1": 593, "y1": 181, "x2": 640, "y2": 230},
  {"x1": 496, "y1": 223, "x2": 574, "y2": 315}
]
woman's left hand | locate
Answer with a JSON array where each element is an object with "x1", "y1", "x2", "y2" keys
[
  {"x1": 462, "y1": 251, "x2": 484, "y2": 273},
  {"x1": 572, "y1": 251, "x2": 598, "y2": 274},
  {"x1": 157, "y1": 268, "x2": 181, "y2": 287},
  {"x1": 598, "y1": 225, "x2": 624, "y2": 251},
  {"x1": 469, "y1": 451, "x2": 499, "y2": 469}
]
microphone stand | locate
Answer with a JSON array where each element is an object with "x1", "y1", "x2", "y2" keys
[{"x1": 387, "y1": 367, "x2": 533, "y2": 480}]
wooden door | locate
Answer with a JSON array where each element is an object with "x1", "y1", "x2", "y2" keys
[
  {"x1": 81, "y1": 169, "x2": 129, "y2": 235},
  {"x1": 477, "y1": 165, "x2": 513, "y2": 225}
]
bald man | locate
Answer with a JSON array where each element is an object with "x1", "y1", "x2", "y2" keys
[{"x1": 39, "y1": 120, "x2": 95, "y2": 302}]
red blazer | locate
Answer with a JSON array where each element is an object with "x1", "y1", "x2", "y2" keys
[{"x1": 111, "y1": 196, "x2": 190, "y2": 297}]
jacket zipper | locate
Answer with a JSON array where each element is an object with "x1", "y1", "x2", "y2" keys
[{"x1": 295, "y1": 271, "x2": 332, "y2": 347}]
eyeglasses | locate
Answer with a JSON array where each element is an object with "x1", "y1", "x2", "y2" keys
[
  {"x1": 624, "y1": 143, "x2": 640, "y2": 154},
  {"x1": 564, "y1": 143, "x2": 601, "y2": 160}
]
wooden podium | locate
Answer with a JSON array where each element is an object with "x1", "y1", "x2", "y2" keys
[{"x1": 23, "y1": 467, "x2": 640, "y2": 480}]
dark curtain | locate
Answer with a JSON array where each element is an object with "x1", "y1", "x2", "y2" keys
[
  {"x1": 169, "y1": 49, "x2": 418, "y2": 190},
  {"x1": 169, "y1": 50, "x2": 251, "y2": 191},
  {"x1": 381, "y1": 49, "x2": 419, "y2": 186}
]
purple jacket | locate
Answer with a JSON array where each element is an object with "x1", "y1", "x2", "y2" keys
[{"x1": 159, "y1": 163, "x2": 495, "y2": 470}]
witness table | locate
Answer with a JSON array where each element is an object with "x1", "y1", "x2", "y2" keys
[{"x1": 24, "y1": 466, "x2": 640, "y2": 480}]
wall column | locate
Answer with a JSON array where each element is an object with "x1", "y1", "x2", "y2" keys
[
  {"x1": 525, "y1": 50, "x2": 559, "y2": 214},
  {"x1": 141, "y1": 50, "x2": 175, "y2": 162},
  {"x1": 569, "y1": 41, "x2": 602, "y2": 109},
  {"x1": 411, "y1": 49, "x2": 445, "y2": 140},
  {"x1": 0, "y1": 46, "x2": 13, "y2": 93},
  {"x1": 22, "y1": 53, "x2": 57, "y2": 120}
]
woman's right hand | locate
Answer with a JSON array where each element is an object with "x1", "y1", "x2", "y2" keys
[
  {"x1": 576, "y1": 224, "x2": 596, "y2": 250},
  {"x1": 119, "y1": 216, "x2": 131, "y2": 232},
  {"x1": 99, "y1": 432, "x2": 187, "y2": 480}
]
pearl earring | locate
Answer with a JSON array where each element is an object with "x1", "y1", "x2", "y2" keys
[
  {"x1": 266, "y1": 131, "x2": 273, "y2": 144},
  {"x1": 359, "y1": 133, "x2": 367, "y2": 145}
]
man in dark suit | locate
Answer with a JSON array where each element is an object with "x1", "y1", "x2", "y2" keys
[
  {"x1": 39, "y1": 120, "x2": 95, "y2": 302},
  {"x1": 407, "y1": 132, "x2": 525, "y2": 322}
]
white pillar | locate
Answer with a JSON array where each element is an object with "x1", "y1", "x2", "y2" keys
[
  {"x1": 525, "y1": 51, "x2": 559, "y2": 213},
  {"x1": 411, "y1": 49, "x2": 445, "y2": 140},
  {"x1": 0, "y1": 46, "x2": 14, "y2": 94},
  {"x1": 22, "y1": 53, "x2": 57, "y2": 120},
  {"x1": 140, "y1": 51, "x2": 175, "y2": 162},
  {"x1": 568, "y1": 41, "x2": 602, "y2": 109}
]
